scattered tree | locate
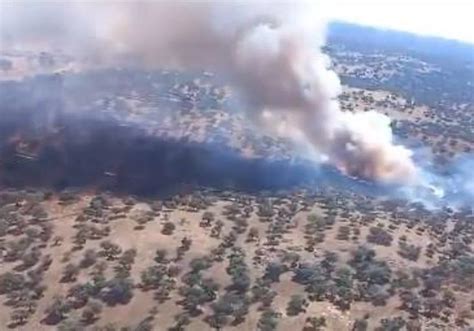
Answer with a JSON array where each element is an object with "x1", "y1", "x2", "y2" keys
[{"x1": 286, "y1": 294, "x2": 308, "y2": 316}]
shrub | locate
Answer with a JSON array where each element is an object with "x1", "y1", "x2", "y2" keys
[
  {"x1": 398, "y1": 242, "x2": 421, "y2": 262},
  {"x1": 61, "y1": 263, "x2": 80, "y2": 283},
  {"x1": 80, "y1": 249, "x2": 98, "y2": 268},
  {"x1": 81, "y1": 300, "x2": 102, "y2": 325},
  {"x1": 162, "y1": 222, "x2": 176, "y2": 235},
  {"x1": 140, "y1": 265, "x2": 167, "y2": 290},
  {"x1": 367, "y1": 227, "x2": 393, "y2": 246},
  {"x1": 0, "y1": 272, "x2": 26, "y2": 295}
]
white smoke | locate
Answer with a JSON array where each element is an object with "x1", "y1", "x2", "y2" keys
[{"x1": 0, "y1": 1, "x2": 418, "y2": 184}]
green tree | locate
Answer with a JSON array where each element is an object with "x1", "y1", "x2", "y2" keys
[
  {"x1": 352, "y1": 318, "x2": 368, "y2": 331},
  {"x1": 303, "y1": 316, "x2": 326, "y2": 331},
  {"x1": 257, "y1": 309, "x2": 280, "y2": 331},
  {"x1": 286, "y1": 294, "x2": 308, "y2": 316},
  {"x1": 263, "y1": 262, "x2": 286, "y2": 283},
  {"x1": 168, "y1": 312, "x2": 191, "y2": 331},
  {"x1": 99, "y1": 278, "x2": 134, "y2": 306},
  {"x1": 100, "y1": 241, "x2": 122, "y2": 261},
  {"x1": 43, "y1": 295, "x2": 71, "y2": 325}
]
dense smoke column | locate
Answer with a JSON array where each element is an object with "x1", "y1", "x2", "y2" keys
[{"x1": 1, "y1": 1, "x2": 418, "y2": 184}]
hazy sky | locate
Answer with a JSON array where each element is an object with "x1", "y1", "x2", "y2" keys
[
  {"x1": 323, "y1": 0, "x2": 474, "y2": 43},
  {"x1": 1, "y1": 0, "x2": 473, "y2": 44}
]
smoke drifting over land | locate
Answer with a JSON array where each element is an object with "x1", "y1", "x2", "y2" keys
[{"x1": 1, "y1": 1, "x2": 417, "y2": 184}]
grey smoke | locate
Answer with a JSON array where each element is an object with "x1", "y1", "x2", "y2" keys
[{"x1": 1, "y1": 1, "x2": 418, "y2": 184}]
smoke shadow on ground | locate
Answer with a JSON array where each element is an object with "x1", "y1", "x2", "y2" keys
[{"x1": 0, "y1": 113, "x2": 385, "y2": 197}]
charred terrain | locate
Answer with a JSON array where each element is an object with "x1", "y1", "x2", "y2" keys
[{"x1": 0, "y1": 23, "x2": 474, "y2": 331}]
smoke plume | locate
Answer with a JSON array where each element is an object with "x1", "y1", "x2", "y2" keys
[{"x1": 1, "y1": 1, "x2": 417, "y2": 184}]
